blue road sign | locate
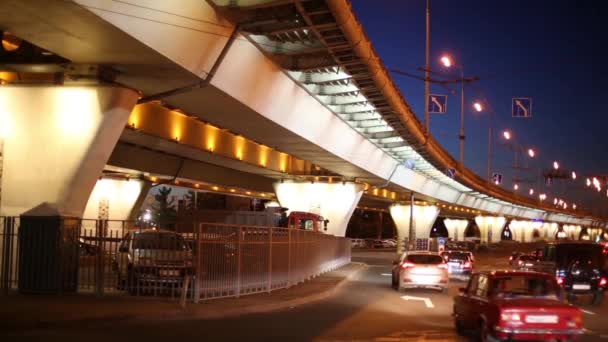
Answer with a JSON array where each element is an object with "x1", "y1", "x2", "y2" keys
[
  {"x1": 446, "y1": 168, "x2": 456, "y2": 179},
  {"x1": 428, "y1": 94, "x2": 448, "y2": 113},
  {"x1": 492, "y1": 173, "x2": 503, "y2": 185},
  {"x1": 512, "y1": 97, "x2": 532, "y2": 118}
]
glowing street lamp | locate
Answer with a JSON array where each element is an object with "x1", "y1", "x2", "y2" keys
[
  {"x1": 554, "y1": 198, "x2": 558, "y2": 205},
  {"x1": 571, "y1": 171, "x2": 577, "y2": 180},
  {"x1": 473, "y1": 102, "x2": 483, "y2": 112},
  {"x1": 587, "y1": 178, "x2": 592, "y2": 187},
  {"x1": 573, "y1": 204, "x2": 577, "y2": 210},
  {"x1": 529, "y1": 189, "x2": 534, "y2": 195},
  {"x1": 527, "y1": 148, "x2": 535, "y2": 158},
  {"x1": 539, "y1": 193, "x2": 547, "y2": 201},
  {"x1": 513, "y1": 184, "x2": 519, "y2": 190},
  {"x1": 440, "y1": 56, "x2": 452, "y2": 67},
  {"x1": 503, "y1": 130, "x2": 511, "y2": 140},
  {"x1": 553, "y1": 161, "x2": 559, "y2": 170}
]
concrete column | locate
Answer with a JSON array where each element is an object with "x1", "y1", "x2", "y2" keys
[
  {"x1": 390, "y1": 204, "x2": 439, "y2": 247},
  {"x1": 564, "y1": 225, "x2": 582, "y2": 240},
  {"x1": 475, "y1": 216, "x2": 506, "y2": 244},
  {"x1": 273, "y1": 181, "x2": 363, "y2": 237},
  {"x1": 82, "y1": 178, "x2": 151, "y2": 231},
  {"x1": 509, "y1": 220, "x2": 541, "y2": 242},
  {"x1": 0, "y1": 85, "x2": 138, "y2": 216},
  {"x1": 444, "y1": 218, "x2": 468, "y2": 241},
  {"x1": 542, "y1": 222, "x2": 559, "y2": 241}
]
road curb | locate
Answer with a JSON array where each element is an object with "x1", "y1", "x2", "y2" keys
[{"x1": 156, "y1": 262, "x2": 368, "y2": 321}]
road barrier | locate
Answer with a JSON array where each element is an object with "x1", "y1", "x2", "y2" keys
[{"x1": 0, "y1": 217, "x2": 351, "y2": 302}]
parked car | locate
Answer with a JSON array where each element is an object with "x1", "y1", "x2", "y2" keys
[
  {"x1": 391, "y1": 252, "x2": 448, "y2": 292},
  {"x1": 382, "y1": 239, "x2": 397, "y2": 248},
  {"x1": 350, "y1": 238, "x2": 366, "y2": 248},
  {"x1": 372, "y1": 239, "x2": 392, "y2": 248},
  {"x1": 533, "y1": 241, "x2": 607, "y2": 305},
  {"x1": 453, "y1": 271, "x2": 584, "y2": 341},
  {"x1": 113, "y1": 230, "x2": 193, "y2": 294},
  {"x1": 441, "y1": 251, "x2": 473, "y2": 279}
]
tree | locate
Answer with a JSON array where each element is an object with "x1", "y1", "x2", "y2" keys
[{"x1": 153, "y1": 186, "x2": 177, "y2": 230}]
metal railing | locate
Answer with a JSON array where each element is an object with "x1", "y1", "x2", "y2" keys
[
  {"x1": 0, "y1": 217, "x2": 351, "y2": 302},
  {"x1": 195, "y1": 224, "x2": 351, "y2": 301}
]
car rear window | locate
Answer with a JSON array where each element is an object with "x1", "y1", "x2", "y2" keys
[
  {"x1": 132, "y1": 233, "x2": 187, "y2": 250},
  {"x1": 407, "y1": 254, "x2": 444, "y2": 264},
  {"x1": 555, "y1": 244, "x2": 602, "y2": 267},
  {"x1": 444, "y1": 252, "x2": 469, "y2": 260},
  {"x1": 492, "y1": 276, "x2": 559, "y2": 299}
]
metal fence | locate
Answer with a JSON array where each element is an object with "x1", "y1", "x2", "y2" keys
[
  {"x1": 0, "y1": 217, "x2": 351, "y2": 302},
  {"x1": 195, "y1": 224, "x2": 351, "y2": 300}
]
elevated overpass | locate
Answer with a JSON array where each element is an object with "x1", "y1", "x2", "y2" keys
[{"x1": 0, "y1": 0, "x2": 605, "y2": 243}]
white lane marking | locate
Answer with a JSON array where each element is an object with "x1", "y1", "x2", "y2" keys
[
  {"x1": 380, "y1": 273, "x2": 392, "y2": 276},
  {"x1": 581, "y1": 309, "x2": 596, "y2": 315},
  {"x1": 401, "y1": 295, "x2": 435, "y2": 308}
]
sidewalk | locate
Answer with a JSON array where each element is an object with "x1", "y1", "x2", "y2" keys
[{"x1": 1, "y1": 263, "x2": 366, "y2": 330}]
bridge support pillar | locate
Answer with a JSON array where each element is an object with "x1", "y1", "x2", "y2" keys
[
  {"x1": 389, "y1": 204, "x2": 439, "y2": 252},
  {"x1": 0, "y1": 85, "x2": 138, "y2": 217},
  {"x1": 542, "y1": 222, "x2": 559, "y2": 241},
  {"x1": 273, "y1": 181, "x2": 364, "y2": 237},
  {"x1": 564, "y1": 225, "x2": 582, "y2": 240},
  {"x1": 82, "y1": 178, "x2": 151, "y2": 230},
  {"x1": 475, "y1": 216, "x2": 506, "y2": 244},
  {"x1": 444, "y1": 218, "x2": 468, "y2": 241}
]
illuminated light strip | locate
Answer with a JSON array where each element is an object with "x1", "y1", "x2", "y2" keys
[{"x1": 127, "y1": 102, "x2": 314, "y2": 176}]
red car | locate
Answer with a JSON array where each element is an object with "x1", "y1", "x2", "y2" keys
[{"x1": 453, "y1": 271, "x2": 584, "y2": 341}]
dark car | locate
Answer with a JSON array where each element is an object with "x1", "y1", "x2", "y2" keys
[
  {"x1": 441, "y1": 251, "x2": 473, "y2": 279},
  {"x1": 453, "y1": 271, "x2": 584, "y2": 341},
  {"x1": 513, "y1": 254, "x2": 538, "y2": 270},
  {"x1": 508, "y1": 252, "x2": 522, "y2": 266},
  {"x1": 534, "y1": 241, "x2": 607, "y2": 305}
]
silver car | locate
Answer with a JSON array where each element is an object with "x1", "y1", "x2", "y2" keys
[
  {"x1": 113, "y1": 230, "x2": 193, "y2": 294},
  {"x1": 392, "y1": 252, "x2": 449, "y2": 292}
]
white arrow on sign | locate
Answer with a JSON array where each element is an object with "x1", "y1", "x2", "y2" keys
[
  {"x1": 431, "y1": 96, "x2": 444, "y2": 112},
  {"x1": 515, "y1": 99, "x2": 528, "y2": 117},
  {"x1": 401, "y1": 295, "x2": 434, "y2": 308}
]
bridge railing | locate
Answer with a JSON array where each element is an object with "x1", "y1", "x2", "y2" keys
[
  {"x1": 194, "y1": 223, "x2": 351, "y2": 301},
  {"x1": 0, "y1": 217, "x2": 351, "y2": 302}
]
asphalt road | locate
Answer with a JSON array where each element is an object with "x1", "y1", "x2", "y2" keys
[{"x1": 4, "y1": 250, "x2": 608, "y2": 341}]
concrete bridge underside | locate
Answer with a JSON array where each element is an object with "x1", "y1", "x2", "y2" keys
[{"x1": 0, "y1": 0, "x2": 605, "y2": 238}]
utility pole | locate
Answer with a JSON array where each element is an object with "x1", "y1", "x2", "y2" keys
[{"x1": 424, "y1": 0, "x2": 431, "y2": 135}]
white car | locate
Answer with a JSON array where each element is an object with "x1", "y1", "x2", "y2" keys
[
  {"x1": 391, "y1": 252, "x2": 449, "y2": 292},
  {"x1": 350, "y1": 238, "x2": 366, "y2": 248}
]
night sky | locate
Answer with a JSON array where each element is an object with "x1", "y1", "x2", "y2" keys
[{"x1": 352, "y1": 0, "x2": 608, "y2": 215}]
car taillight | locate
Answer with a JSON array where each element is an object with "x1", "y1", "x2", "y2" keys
[
  {"x1": 518, "y1": 260, "x2": 523, "y2": 266},
  {"x1": 556, "y1": 277, "x2": 565, "y2": 285},
  {"x1": 500, "y1": 312, "x2": 522, "y2": 322},
  {"x1": 401, "y1": 262, "x2": 415, "y2": 269},
  {"x1": 437, "y1": 263, "x2": 448, "y2": 270},
  {"x1": 600, "y1": 277, "x2": 607, "y2": 287},
  {"x1": 463, "y1": 261, "x2": 472, "y2": 269}
]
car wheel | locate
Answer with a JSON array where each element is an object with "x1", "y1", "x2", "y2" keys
[
  {"x1": 592, "y1": 291, "x2": 604, "y2": 306},
  {"x1": 454, "y1": 316, "x2": 466, "y2": 336},
  {"x1": 566, "y1": 292, "x2": 576, "y2": 304},
  {"x1": 479, "y1": 321, "x2": 501, "y2": 342}
]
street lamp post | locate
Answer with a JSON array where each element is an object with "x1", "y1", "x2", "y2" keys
[{"x1": 440, "y1": 56, "x2": 466, "y2": 165}]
